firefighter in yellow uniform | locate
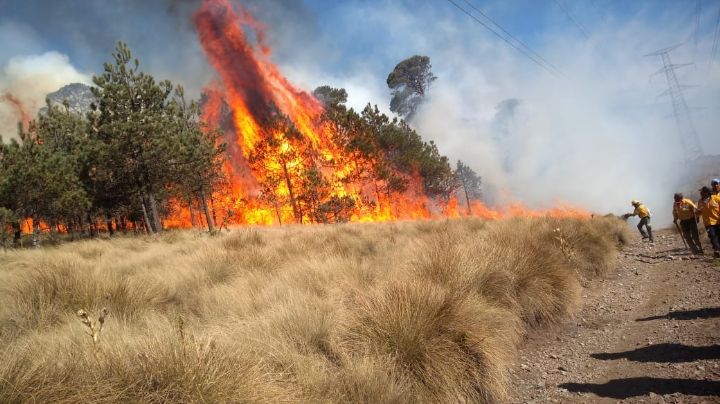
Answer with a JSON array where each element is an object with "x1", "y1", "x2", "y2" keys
[
  {"x1": 628, "y1": 200, "x2": 653, "y2": 242},
  {"x1": 697, "y1": 186, "x2": 720, "y2": 258},
  {"x1": 672, "y1": 193, "x2": 703, "y2": 254}
]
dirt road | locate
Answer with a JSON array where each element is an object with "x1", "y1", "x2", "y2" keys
[{"x1": 511, "y1": 228, "x2": 720, "y2": 403}]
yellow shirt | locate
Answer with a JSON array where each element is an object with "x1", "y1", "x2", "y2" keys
[
  {"x1": 697, "y1": 195, "x2": 720, "y2": 226},
  {"x1": 634, "y1": 204, "x2": 650, "y2": 218},
  {"x1": 672, "y1": 198, "x2": 697, "y2": 221}
]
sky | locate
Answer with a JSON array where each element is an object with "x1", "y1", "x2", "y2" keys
[{"x1": 1, "y1": 0, "x2": 719, "y2": 220}]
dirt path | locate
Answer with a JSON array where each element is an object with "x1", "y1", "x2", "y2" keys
[{"x1": 511, "y1": 228, "x2": 720, "y2": 403}]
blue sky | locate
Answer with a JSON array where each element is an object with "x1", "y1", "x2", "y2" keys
[
  {"x1": 1, "y1": 0, "x2": 719, "y2": 216},
  {"x1": 0, "y1": 1, "x2": 712, "y2": 85}
]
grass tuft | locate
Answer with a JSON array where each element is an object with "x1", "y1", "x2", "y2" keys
[{"x1": 0, "y1": 216, "x2": 626, "y2": 402}]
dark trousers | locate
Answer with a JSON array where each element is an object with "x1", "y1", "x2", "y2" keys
[
  {"x1": 637, "y1": 216, "x2": 653, "y2": 242},
  {"x1": 679, "y1": 218, "x2": 703, "y2": 253},
  {"x1": 707, "y1": 225, "x2": 720, "y2": 253}
]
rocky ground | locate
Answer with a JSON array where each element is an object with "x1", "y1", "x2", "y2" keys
[{"x1": 511, "y1": 228, "x2": 720, "y2": 403}]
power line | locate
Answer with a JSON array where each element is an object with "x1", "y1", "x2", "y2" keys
[
  {"x1": 695, "y1": 0, "x2": 701, "y2": 53},
  {"x1": 552, "y1": 0, "x2": 589, "y2": 39},
  {"x1": 586, "y1": 0, "x2": 604, "y2": 20},
  {"x1": 461, "y1": 0, "x2": 563, "y2": 76},
  {"x1": 646, "y1": 44, "x2": 704, "y2": 163},
  {"x1": 445, "y1": 0, "x2": 562, "y2": 77},
  {"x1": 711, "y1": 6, "x2": 720, "y2": 63}
]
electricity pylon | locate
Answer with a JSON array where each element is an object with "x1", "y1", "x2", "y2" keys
[{"x1": 646, "y1": 44, "x2": 703, "y2": 163}]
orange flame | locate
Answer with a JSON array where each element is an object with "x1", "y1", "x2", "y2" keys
[
  {"x1": 1, "y1": 92, "x2": 31, "y2": 130},
  {"x1": 157, "y1": 0, "x2": 593, "y2": 229}
]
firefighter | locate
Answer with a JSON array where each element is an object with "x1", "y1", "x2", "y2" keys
[
  {"x1": 697, "y1": 186, "x2": 720, "y2": 258},
  {"x1": 627, "y1": 200, "x2": 653, "y2": 242},
  {"x1": 672, "y1": 193, "x2": 703, "y2": 254},
  {"x1": 712, "y1": 178, "x2": 719, "y2": 195}
]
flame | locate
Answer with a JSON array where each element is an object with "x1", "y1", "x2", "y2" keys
[
  {"x1": 158, "y1": 0, "x2": 593, "y2": 229},
  {"x1": 1, "y1": 92, "x2": 31, "y2": 130}
]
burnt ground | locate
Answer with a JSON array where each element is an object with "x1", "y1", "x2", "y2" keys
[{"x1": 511, "y1": 228, "x2": 720, "y2": 403}]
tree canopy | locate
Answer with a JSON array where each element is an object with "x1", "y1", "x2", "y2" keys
[
  {"x1": 0, "y1": 42, "x2": 226, "y2": 245},
  {"x1": 386, "y1": 55, "x2": 437, "y2": 119},
  {"x1": 455, "y1": 160, "x2": 482, "y2": 215},
  {"x1": 0, "y1": 45, "x2": 466, "y2": 246}
]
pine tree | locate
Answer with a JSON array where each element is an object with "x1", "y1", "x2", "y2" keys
[
  {"x1": 455, "y1": 160, "x2": 482, "y2": 215},
  {"x1": 165, "y1": 86, "x2": 226, "y2": 232},
  {"x1": 91, "y1": 42, "x2": 178, "y2": 233}
]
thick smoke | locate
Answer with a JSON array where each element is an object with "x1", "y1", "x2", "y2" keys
[
  {"x1": 281, "y1": 1, "x2": 720, "y2": 223},
  {"x1": 0, "y1": 0, "x2": 324, "y2": 139},
  {"x1": 0, "y1": 0, "x2": 314, "y2": 139},
  {"x1": 409, "y1": 11, "x2": 720, "y2": 223},
  {"x1": 2, "y1": 0, "x2": 718, "y2": 222},
  {"x1": 0, "y1": 52, "x2": 90, "y2": 140}
]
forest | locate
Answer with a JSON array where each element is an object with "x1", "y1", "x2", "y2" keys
[{"x1": 0, "y1": 44, "x2": 482, "y2": 247}]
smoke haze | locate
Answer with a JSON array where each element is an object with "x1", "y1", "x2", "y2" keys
[
  {"x1": 0, "y1": 51, "x2": 90, "y2": 141},
  {"x1": 1, "y1": 0, "x2": 719, "y2": 221},
  {"x1": 283, "y1": 1, "x2": 720, "y2": 222}
]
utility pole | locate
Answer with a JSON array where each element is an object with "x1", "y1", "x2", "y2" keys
[{"x1": 645, "y1": 44, "x2": 703, "y2": 163}]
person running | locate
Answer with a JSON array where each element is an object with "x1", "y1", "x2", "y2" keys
[
  {"x1": 672, "y1": 193, "x2": 703, "y2": 254},
  {"x1": 697, "y1": 186, "x2": 720, "y2": 258},
  {"x1": 628, "y1": 200, "x2": 654, "y2": 242}
]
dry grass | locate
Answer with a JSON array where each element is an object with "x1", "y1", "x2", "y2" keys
[{"x1": 0, "y1": 216, "x2": 629, "y2": 403}]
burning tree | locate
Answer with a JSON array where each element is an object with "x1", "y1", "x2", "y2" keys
[
  {"x1": 0, "y1": 0, "x2": 592, "y2": 245},
  {"x1": 193, "y1": 0, "x2": 455, "y2": 225},
  {"x1": 455, "y1": 160, "x2": 483, "y2": 215}
]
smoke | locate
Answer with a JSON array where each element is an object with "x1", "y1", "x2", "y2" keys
[
  {"x1": 0, "y1": 0, "x2": 327, "y2": 140},
  {"x1": 278, "y1": 1, "x2": 720, "y2": 223},
  {"x1": 0, "y1": 51, "x2": 90, "y2": 140},
  {"x1": 3, "y1": 0, "x2": 719, "y2": 222},
  {"x1": 407, "y1": 9, "x2": 720, "y2": 222}
]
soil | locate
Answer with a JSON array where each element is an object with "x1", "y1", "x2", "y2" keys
[{"x1": 511, "y1": 228, "x2": 720, "y2": 403}]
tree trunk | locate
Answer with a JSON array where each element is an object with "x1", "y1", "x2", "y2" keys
[
  {"x1": 274, "y1": 202, "x2": 282, "y2": 225},
  {"x1": 141, "y1": 197, "x2": 154, "y2": 235},
  {"x1": 106, "y1": 214, "x2": 114, "y2": 236},
  {"x1": 373, "y1": 181, "x2": 382, "y2": 209},
  {"x1": 87, "y1": 213, "x2": 96, "y2": 238},
  {"x1": 187, "y1": 194, "x2": 197, "y2": 228},
  {"x1": 49, "y1": 220, "x2": 58, "y2": 243},
  {"x1": 31, "y1": 219, "x2": 40, "y2": 248},
  {"x1": 68, "y1": 220, "x2": 75, "y2": 242},
  {"x1": 148, "y1": 192, "x2": 163, "y2": 233},
  {"x1": 461, "y1": 177, "x2": 472, "y2": 216},
  {"x1": 210, "y1": 194, "x2": 218, "y2": 228},
  {"x1": 12, "y1": 221, "x2": 21, "y2": 247},
  {"x1": 281, "y1": 161, "x2": 300, "y2": 223},
  {"x1": 199, "y1": 190, "x2": 215, "y2": 232}
]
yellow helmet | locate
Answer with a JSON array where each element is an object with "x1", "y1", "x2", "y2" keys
[{"x1": 631, "y1": 200, "x2": 640, "y2": 206}]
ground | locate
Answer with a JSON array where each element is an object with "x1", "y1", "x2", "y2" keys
[{"x1": 511, "y1": 228, "x2": 720, "y2": 403}]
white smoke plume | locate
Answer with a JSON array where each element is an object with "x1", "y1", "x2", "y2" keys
[
  {"x1": 282, "y1": 1, "x2": 720, "y2": 224},
  {"x1": 0, "y1": 51, "x2": 90, "y2": 141},
  {"x1": 2, "y1": 0, "x2": 718, "y2": 224}
]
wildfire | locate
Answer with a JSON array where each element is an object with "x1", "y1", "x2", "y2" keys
[
  {"x1": 165, "y1": 0, "x2": 591, "y2": 228},
  {"x1": 1, "y1": 92, "x2": 31, "y2": 130}
]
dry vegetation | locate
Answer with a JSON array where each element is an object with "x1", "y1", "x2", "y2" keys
[{"x1": 0, "y1": 216, "x2": 629, "y2": 403}]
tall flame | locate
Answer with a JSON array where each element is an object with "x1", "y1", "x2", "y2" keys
[
  {"x1": 1, "y1": 93, "x2": 31, "y2": 131},
  {"x1": 176, "y1": 0, "x2": 591, "y2": 228}
]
